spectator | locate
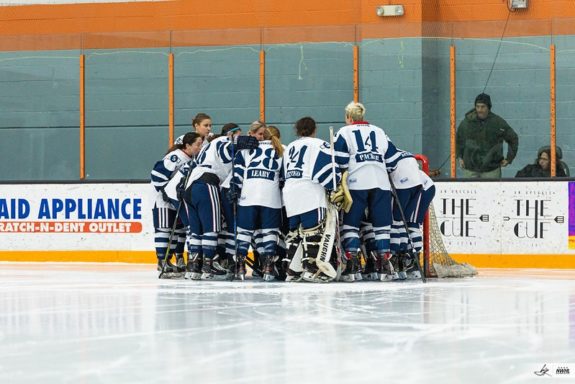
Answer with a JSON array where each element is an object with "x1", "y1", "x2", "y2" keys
[
  {"x1": 515, "y1": 146, "x2": 567, "y2": 178},
  {"x1": 456, "y1": 93, "x2": 519, "y2": 178}
]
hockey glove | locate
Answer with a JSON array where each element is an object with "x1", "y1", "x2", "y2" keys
[
  {"x1": 226, "y1": 184, "x2": 241, "y2": 204},
  {"x1": 160, "y1": 188, "x2": 171, "y2": 203},
  {"x1": 176, "y1": 180, "x2": 186, "y2": 202},
  {"x1": 235, "y1": 135, "x2": 259, "y2": 151},
  {"x1": 330, "y1": 171, "x2": 353, "y2": 213}
]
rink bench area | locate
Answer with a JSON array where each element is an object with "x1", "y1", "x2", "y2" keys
[{"x1": 1, "y1": 262, "x2": 574, "y2": 384}]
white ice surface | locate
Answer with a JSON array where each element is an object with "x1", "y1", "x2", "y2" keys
[{"x1": 1, "y1": 263, "x2": 575, "y2": 384}]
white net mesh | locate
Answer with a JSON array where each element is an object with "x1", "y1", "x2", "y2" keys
[{"x1": 426, "y1": 203, "x2": 478, "y2": 278}]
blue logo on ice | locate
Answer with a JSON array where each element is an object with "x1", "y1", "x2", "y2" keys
[{"x1": 534, "y1": 364, "x2": 551, "y2": 377}]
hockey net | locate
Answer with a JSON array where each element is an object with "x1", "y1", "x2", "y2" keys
[
  {"x1": 424, "y1": 203, "x2": 478, "y2": 278},
  {"x1": 416, "y1": 154, "x2": 478, "y2": 278}
]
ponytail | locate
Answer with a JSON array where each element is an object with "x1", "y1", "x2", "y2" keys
[{"x1": 264, "y1": 128, "x2": 284, "y2": 158}]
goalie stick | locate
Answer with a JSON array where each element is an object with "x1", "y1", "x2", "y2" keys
[{"x1": 328, "y1": 126, "x2": 346, "y2": 280}]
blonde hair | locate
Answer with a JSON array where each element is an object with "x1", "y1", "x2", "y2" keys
[
  {"x1": 264, "y1": 128, "x2": 284, "y2": 158},
  {"x1": 267, "y1": 125, "x2": 281, "y2": 139},
  {"x1": 249, "y1": 120, "x2": 266, "y2": 135},
  {"x1": 345, "y1": 101, "x2": 366, "y2": 122}
]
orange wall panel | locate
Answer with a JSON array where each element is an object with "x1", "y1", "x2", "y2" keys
[{"x1": 0, "y1": 0, "x2": 574, "y2": 50}]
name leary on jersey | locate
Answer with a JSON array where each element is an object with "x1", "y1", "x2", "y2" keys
[
  {"x1": 247, "y1": 169, "x2": 274, "y2": 180},
  {"x1": 0, "y1": 198, "x2": 142, "y2": 220}
]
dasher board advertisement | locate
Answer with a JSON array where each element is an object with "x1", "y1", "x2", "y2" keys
[
  {"x1": 0, "y1": 183, "x2": 154, "y2": 251},
  {"x1": 433, "y1": 181, "x2": 575, "y2": 255}
]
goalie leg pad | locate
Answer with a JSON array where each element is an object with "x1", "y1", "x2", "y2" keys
[
  {"x1": 284, "y1": 228, "x2": 303, "y2": 280},
  {"x1": 301, "y1": 222, "x2": 336, "y2": 283},
  {"x1": 314, "y1": 204, "x2": 338, "y2": 279},
  {"x1": 301, "y1": 224, "x2": 322, "y2": 282}
]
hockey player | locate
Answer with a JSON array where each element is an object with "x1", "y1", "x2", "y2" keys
[
  {"x1": 160, "y1": 133, "x2": 204, "y2": 276},
  {"x1": 333, "y1": 101, "x2": 399, "y2": 282},
  {"x1": 386, "y1": 149, "x2": 424, "y2": 279},
  {"x1": 401, "y1": 170, "x2": 435, "y2": 279},
  {"x1": 282, "y1": 117, "x2": 341, "y2": 282},
  {"x1": 151, "y1": 132, "x2": 202, "y2": 276},
  {"x1": 182, "y1": 124, "x2": 259, "y2": 280},
  {"x1": 215, "y1": 123, "x2": 244, "y2": 279},
  {"x1": 191, "y1": 113, "x2": 212, "y2": 140},
  {"x1": 267, "y1": 125, "x2": 289, "y2": 279},
  {"x1": 232, "y1": 127, "x2": 284, "y2": 281}
]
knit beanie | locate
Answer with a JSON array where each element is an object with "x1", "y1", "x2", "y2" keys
[{"x1": 475, "y1": 93, "x2": 492, "y2": 109}]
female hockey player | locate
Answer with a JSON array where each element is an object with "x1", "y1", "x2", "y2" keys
[
  {"x1": 232, "y1": 127, "x2": 284, "y2": 281},
  {"x1": 333, "y1": 101, "x2": 399, "y2": 282},
  {"x1": 192, "y1": 112, "x2": 212, "y2": 139},
  {"x1": 182, "y1": 123, "x2": 258, "y2": 280},
  {"x1": 387, "y1": 148, "x2": 423, "y2": 279},
  {"x1": 151, "y1": 132, "x2": 203, "y2": 276},
  {"x1": 282, "y1": 117, "x2": 341, "y2": 282}
]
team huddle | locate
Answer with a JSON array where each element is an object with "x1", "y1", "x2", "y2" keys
[{"x1": 150, "y1": 102, "x2": 436, "y2": 283}]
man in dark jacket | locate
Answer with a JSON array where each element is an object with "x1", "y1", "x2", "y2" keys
[{"x1": 456, "y1": 93, "x2": 519, "y2": 178}]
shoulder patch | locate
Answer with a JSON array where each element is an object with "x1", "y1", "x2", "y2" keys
[{"x1": 170, "y1": 154, "x2": 179, "y2": 162}]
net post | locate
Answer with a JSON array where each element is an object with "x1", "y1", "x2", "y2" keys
[{"x1": 415, "y1": 154, "x2": 430, "y2": 278}]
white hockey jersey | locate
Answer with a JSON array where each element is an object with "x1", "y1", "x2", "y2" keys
[
  {"x1": 282, "y1": 137, "x2": 340, "y2": 217},
  {"x1": 333, "y1": 121, "x2": 397, "y2": 191},
  {"x1": 185, "y1": 136, "x2": 234, "y2": 189},
  {"x1": 388, "y1": 150, "x2": 422, "y2": 190},
  {"x1": 419, "y1": 170, "x2": 434, "y2": 191},
  {"x1": 233, "y1": 140, "x2": 282, "y2": 209},
  {"x1": 150, "y1": 149, "x2": 192, "y2": 208}
]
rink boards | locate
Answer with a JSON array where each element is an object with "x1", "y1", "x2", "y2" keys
[{"x1": 0, "y1": 180, "x2": 574, "y2": 268}]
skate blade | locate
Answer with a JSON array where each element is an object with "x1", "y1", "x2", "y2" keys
[
  {"x1": 340, "y1": 274, "x2": 355, "y2": 283},
  {"x1": 263, "y1": 274, "x2": 275, "y2": 282},
  {"x1": 380, "y1": 273, "x2": 399, "y2": 282},
  {"x1": 235, "y1": 273, "x2": 246, "y2": 281},
  {"x1": 185, "y1": 272, "x2": 202, "y2": 280}
]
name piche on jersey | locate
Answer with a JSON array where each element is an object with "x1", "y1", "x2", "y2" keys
[{"x1": 355, "y1": 152, "x2": 383, "y2": 163}]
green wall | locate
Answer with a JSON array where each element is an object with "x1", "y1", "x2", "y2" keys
[{"x1": 0, "y1": 35, "x2": 573, "y2": 180}]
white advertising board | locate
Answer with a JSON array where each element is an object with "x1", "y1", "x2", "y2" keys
[
  {"x1": 433, "y1": 181, "x2": 575, "y2": 254},
  {"x1": 0, "y1": 183, "x2": 154, "y2": 251},
  {"x1": 1, "y1": 181, "x2": 574, "y2": 256}
]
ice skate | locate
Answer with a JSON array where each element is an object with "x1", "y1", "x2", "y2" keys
[
  {"x1": 339, "y1": 252, "x2": 357, "y2": 283},
  {"x1": 376, "y1": 252, "x2": 398, "y2": 282},
  {"x1": 301, "y1": 257, "x2": 319, "y2": 282},
  {"x1": 185, "y1": 253, "x2": 202, "y2": 280},
  {"x1": 401, "y1": 253, "x2": 421, "y2": 280},
  {"x1": 285, "y1": 270, "x2": 302, "y2": 282},
  {"x1": 236, "y1": 256, "x2": 247, "y2": 281},
  {"x1": 175, "y1": 254, "x2": 186, "y2": 273},
  {"x1": 157, "y1": 258, "x2": 183, "y2": 279},
  {"x1": 201, "y1": 258, "x2": 213, "y2": 280},
  {"x1": 200, "y1": 256, "x2": 228, "y2": 280},
  {"x1": 262, "y1": 256, "x2": 276, "y2": 282},
  {"x1": 395, "y1": 253, "x2": 407, "y2": 280}
]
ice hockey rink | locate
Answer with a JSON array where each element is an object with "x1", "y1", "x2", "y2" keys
[{"x1": 1, "y1": 263, "x2": 574, "y2": 384}]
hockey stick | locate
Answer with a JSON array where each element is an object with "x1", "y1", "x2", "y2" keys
[
  {"x1": 158, "y1": 201, "x2": 183, "y2": 279},
  {"x1": 329, "y1": 126, "x2": 346, "y2": 279},
  {"x1": 228, "y1": 134, "x2": 242, "y2": 281},
  {"x1": 389, "y1": 181, "x2": 426, "y2": 283}
]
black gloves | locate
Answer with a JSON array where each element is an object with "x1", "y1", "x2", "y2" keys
[{"x1": 235, "y1": 136, "x2": 259, "y2": 151}]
